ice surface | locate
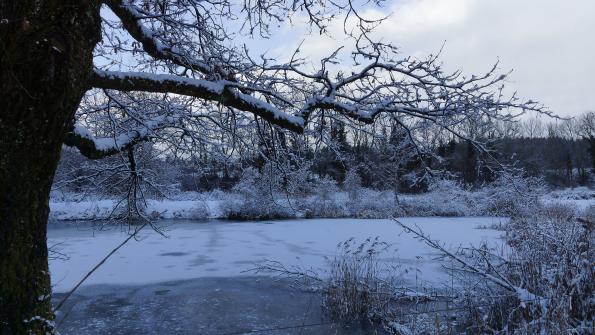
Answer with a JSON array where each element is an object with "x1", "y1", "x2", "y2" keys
[{"x1": 48, "y1": 218, "x2": 506, "y2": 293}]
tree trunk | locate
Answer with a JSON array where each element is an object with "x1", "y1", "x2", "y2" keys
[{"x1": 0, "y1": 1, "x2": 100, "y2": 333}]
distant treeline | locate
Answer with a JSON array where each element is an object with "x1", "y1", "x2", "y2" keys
[
  {"x1": 54, "y1": 112, "x2": 595, "y2": 197},
  {"x1": 437, "y1": 136, "x2": 593, "y2": 188}
]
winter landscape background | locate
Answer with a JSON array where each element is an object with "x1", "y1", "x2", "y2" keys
[
  {"x1": 47, "y1": 114, "x2": 595, "y2": 334},
  {"x1": 1, "y1": 0, "x2": 593, "y2": 334}
]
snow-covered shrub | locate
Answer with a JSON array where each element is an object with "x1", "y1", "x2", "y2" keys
[
  {"x1": 221, "y1": 167, "x2": 294, "y2": 220},
  {"x1": 303, "y1": 199, "x2": 346, "y2": 218},
  {"x1": 284, "y1": 161, "x2": 314, "y2": 198},
  {"x1": 343, "y1": 169, "x2": 362, "y2": 202},
  {"x1": 400, "y1": 179, "x2": 476, "y2": 216},
  {"x1": 477, "y1": 174, "x2": 545, "y2": 216},
  {"x1": 348, "y1": 190, "x2": 395, "y2": 219},
  {"x1": 314, "y1": 175, "x2": 340, "y2": 202},
  {"x1": 431, "y1": 209, "x2": 594, "y2": 334},
  {"x1": 584, "y1": 204, "x2": 595, "y2": 221},
  {"x1": 540, "y1": 201, "x2": 577, "y2": 223},
  {"x1": 393, "y1": 174, "x2": 543, "y2": 218},
  {"x1": 183, "y1": 201, "x2": 210, "y2": 219},
  {"x1": 495, "y1": 214, "x2": 593, "y2": 333},
  {"x1": 342, "y1": 171, "x2": 396, "y2": 218},
  {"x1": 395, "y1": 210, "x2": 594, "y2": 334},
  {"x1": 303, "y1": 176, "x2": 347, "y2": 218}
]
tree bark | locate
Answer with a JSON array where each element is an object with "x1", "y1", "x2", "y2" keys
[{"x1": 0, "y1": 1, "x2": 100, "y2": 333}]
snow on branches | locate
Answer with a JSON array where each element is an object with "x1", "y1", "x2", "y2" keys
[{"x1": 67, "y1": 0, "x2": 549, "y2": 163}]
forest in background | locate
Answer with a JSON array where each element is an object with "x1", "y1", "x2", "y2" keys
[{"x1": 53, "y1": 111, "x2": 595, "y2": 201}]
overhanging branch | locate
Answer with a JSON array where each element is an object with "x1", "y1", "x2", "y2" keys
[
  {"x1": 90, "y1": 69, "x2": 306, "y2": 133},
  {"x1": 63, "y1": 113, "x2": 178, "y2": 159}
]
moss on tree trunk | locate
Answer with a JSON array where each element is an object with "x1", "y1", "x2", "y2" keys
[{"x1": 0, "y1": 1, "x2": 100, "y2": 333}]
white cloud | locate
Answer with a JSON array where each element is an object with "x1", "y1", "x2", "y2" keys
[
  {"x1": 385, "y1": 0, "x2": 595, "y2": 116},
  {"x1": 270, "y1": 0, "x2": 595, "y2": 116}
]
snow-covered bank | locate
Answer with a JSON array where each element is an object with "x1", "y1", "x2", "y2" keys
[
  {"x1": 50, "y1": 198, "x2": 224, "y2": 221},
  {"x1": 542, "y1": 186, "x2": 595, "y2": 210},
  {"x1": 48, "y1": 217, "x2": 505, "y2": 293},
  {"x1": 49, "y1": 186, "x2": 595, "y2": 221}
]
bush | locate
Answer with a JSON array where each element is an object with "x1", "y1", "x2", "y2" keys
[
  {"x1": 303, "y1": 200, "x2": 346, "y2": 218},
  {"x1": 347, "y1": 190, "x2": 395, "y2": 219},
  {"x1": 249, "y1": 237, "x2": 408, "y2": 331},
  {"x1": 400, "y1": 179, "x2": 476, "y2": 216},
  {"x1": 343, "y1": 169, "x2": 363, "y2": 202},
  {"x1": 584, "y1": 204, "x2": 595, "y2": 221},
  {"x1": 302, "y1": 176, "x2": 347, "y2": 218},
  {"x1": 322, "y1": 237, "x2": 395, "y2": 325},
  {"x1": 450, "y1": 208, "x2": 595, "y2": 333},
  {"x1": 186, "y1": 201, "x2": 210, "y2": 219},
  {"x1": 220, "y1": 167, "x2": 294, "y2": 220},
  {"x1": 541, "y1": 201, "x2": 577, "y2": 223},
  {"x1": 478, "y1": 174, "x2": 545, "y2": 216}
]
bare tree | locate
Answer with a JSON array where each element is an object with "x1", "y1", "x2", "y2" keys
[
  {"x1": 579, "y1": 111, "x2": 595, "y2": 138},
  {"x1": 521, "y1": 116, "x2": 545, "y2": 138},
  {"x1": 1, "y1": 0, "x2": 547, "y2": 333}
]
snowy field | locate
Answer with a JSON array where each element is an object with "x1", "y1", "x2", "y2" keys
[{"x1": 49, "y1": 217, "x2": 506, "y2": 294}]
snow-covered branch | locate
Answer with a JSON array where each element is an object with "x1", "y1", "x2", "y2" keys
[
  {"x1": 84, "y1": 0, "x2": 554, "y2": 172},
  {"x1": 104, "y1": 0, "x2": 213, "y2": 75},
  {"x1": 394, "y1": 219, "x2": 543, "y2": 302},
  {"x1": 64, "y1": 114, "x2": 178, "y2": 159},
  {"x1": 90, "y1": 69, "x2": 305, "y2": 132}
]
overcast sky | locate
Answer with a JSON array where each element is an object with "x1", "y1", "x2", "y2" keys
[{"x1": 264, "y1": 0, "x2": 595, "y2": 117}]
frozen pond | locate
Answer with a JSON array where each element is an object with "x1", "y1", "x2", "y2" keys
[
  {"x1": 49, "y1": 217, "x2": 506, "y2": 334},
  {"x1": 49, "y1": 217, "x2": 505, "y2": 293},
  {"x1": 53, "y1": 277, "x2": 376, "y2": 335}
]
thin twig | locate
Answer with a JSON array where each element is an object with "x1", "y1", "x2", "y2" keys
[{"x1": 53, "y1": 221, "x2": 149, "y2": 312}]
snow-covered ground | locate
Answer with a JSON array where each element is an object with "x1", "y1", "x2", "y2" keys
[
  {"x1": 49, "y1": 217, "x2": 506, "y2": 293},
  {"x1": 49, "y1": 198, "x2": 224, "y2": 220},
  {"x1": 49, "y1": 187, "x2": 595, "y2": 220},
  {"x1": 542, "y1": 186, "x2": 595, "y2": 210}
]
